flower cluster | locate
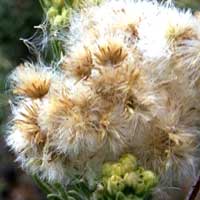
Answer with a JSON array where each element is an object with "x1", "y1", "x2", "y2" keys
[
  {"x1": 93, "y1": 154, "x2": 157, "y2": 200},
  {"x1": 6, "y1": 0, "x2": 200, "y2": 199},
  {"x1": 47, "y1": 0, "x2": 68, "y2": 27},
  {"x1": 44, "y1": 0, "x2": 103, "y2": 28}
]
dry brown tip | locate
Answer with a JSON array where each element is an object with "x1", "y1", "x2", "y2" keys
[
  {"x1": 94, "y1": 41, "x2": 127, "y2": 66},
  {"x1": 14, "y1": 79, "x2": 50, "y2": 99},
  {"x1": 126, "y1": 23, "x2": 139, "y2": 38},
  {"x1": 15, "y1": 101, "x2": 46, "y2": 145},
  {"x1": 166, "y1": 25, "x2": 197, "y2": 46},
  {"x1": 13, "y1": 66, "x2": 51, "y2": 99},
  {"x1": 48, "y1": 92, "x2": 74, "y2": 117},
  {"x1": 62, "y1": 47, "x2": 93, "y2": 79},
  {"x1": 145, "y1": 125, "x2": 196, "y2": 174},
  {"x1": 92, "y1": 66, "x2": 140, "y2": 104}
]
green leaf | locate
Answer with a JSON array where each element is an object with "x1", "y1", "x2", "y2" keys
[
  {"x1": 67, "y1": 196, "x2": 77, "y2": 200},
  {"x1": 54, "y1": 183, "x2": 69, "y2": 199},
  {"x1": 115, "y1": 192, "x2": 126, "y2": 200},
  {"x1": 47, "y1": 193, "x2": 65, "y2": 200},
  {"x1": 68, "y1": 190, "x2": 86, "y2": 200},
  {"x1": 32, "y1": 175, "x2": 55, "y2": 194}
]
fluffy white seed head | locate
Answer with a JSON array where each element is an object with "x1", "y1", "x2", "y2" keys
[
  {"x1": 8, "y1": 62, "x2": 53, "y2": 99},
  {"x1": 6, "y1": 1, "x2": 200, "y2": 194}
]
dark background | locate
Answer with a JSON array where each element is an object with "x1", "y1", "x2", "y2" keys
[{"x1": 0, "y1": 1, "x2": 46, "y2": 199}]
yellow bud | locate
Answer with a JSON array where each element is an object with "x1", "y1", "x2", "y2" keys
[
  {"x1": 102, "y1": 162, "x2": 113, "y2": 177},
  {"x1": 134, "y1": 179, "x2": 146, "y2": 196},
  {"x1": 52, "y1": 0, "x2": 64, "y2": 7},
  {"x1": 53, "y1": 15, "x2": 65, "y2": 27},
  {"x1": 107, "y1": 175, "x2": 125, "y2": 195},
  {"x1": 141, "y1": 170, "x2": 158, "y2": 189},
  {"x1": 102, "y1": 177, "x2": 109, "y2": 187},
  {"x1": 61, "y1": 8, "x2": 71, "y2": 23},
  {"x1": 61, "y1": 8, "x2": 69, "y2": 17},
  {"x1": 47, "y1": 7, "x2": 58, "y2": 19},
  {"x1": 111, "y1": 163, "x2": 124, "y2": 177},
  {"x1": 124, "y1": 172, "x2": 139, "y2": 189},
  {"x1": 43, "y1": 0, "x2": 51, "y2": 7},
  {"x1": 136, "y1": 167, "x2": 145, "y2": 175},
  {"x1": 119, "y1": 154, "x2": 137, "y2": 172}
]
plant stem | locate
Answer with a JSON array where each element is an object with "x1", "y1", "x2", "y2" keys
[
  {"x1": 39, "y1": 0, "x2": 47, "y2": 12},
  {"x1": 186, "y1": 174, "x2": 200, "y2": 200}
]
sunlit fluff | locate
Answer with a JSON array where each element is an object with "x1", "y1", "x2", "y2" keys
[{"x1": 6, "y1": 1, "x2": 200, "y2": 198}]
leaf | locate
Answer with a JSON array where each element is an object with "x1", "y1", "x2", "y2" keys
[
  {"x1": 53, "y1": 183, "x2": 69, "y2": 199},
  {"x1": 47, "y1": 193, "x2": 65, "y2": 200},
  {"x1": 68, "y1": 190, "x2": 86, "y2": 200},
  {"x1": 32, "y1": 175, "x2": 54, "y2": 194},
  {"x1": 115, "y1": 192, "x2": 126, "y2": 200},
  {"x1": 67, "y1": 196, "x2": 77, "y2": 200}
]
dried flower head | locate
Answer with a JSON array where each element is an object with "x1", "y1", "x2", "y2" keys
[
  {"x1": 7, "y1": 99, "x2": 46, "y2": 152},
  {"x1": 165, "y1": 24, "x2": 197, "y2": 46},
  {"x1": 6, "y1": 1, "x2": 200, "y2": 197},
  {"x1": 9, "y1": 63, "x2": 51, "y2": 99},
  {"x1": 14, "y1": 100, "x2": 46, "y2": 145},
  {"x1": 91, "y1": 66, "x2": 141, "y2": 103},
  {"x1": 62, "y1": 47, "x2": 93, "y2": 79},
  {"x1": 94, "y1": 40, "x2": 127, "y2": 66},
  {"x1": 136, "y1": 125, "x2": 197, "y2": 177}
]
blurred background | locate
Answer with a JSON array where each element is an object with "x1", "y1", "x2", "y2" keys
[
  {"x1": 0, "y1": 1, "x2": 46, "y2": 199},
  {"x1": 0, "y1": 0, "x2": 199, "y2": 200}
]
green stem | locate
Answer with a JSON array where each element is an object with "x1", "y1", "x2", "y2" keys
[
  {"x1": 32, "y1": 175, "x2": 54, "y2": 194},
  {"x1": 39, "y1": 0, "x2": 47, "y2": 12}
]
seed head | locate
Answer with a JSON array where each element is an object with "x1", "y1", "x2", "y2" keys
[
  {"x1": 94, "y1": 40, "x2": 127, "y2": 66},
  {"x1": 63, "y1": 47, "x2": 93, "y2": 79},
  {"x1": 10, "y1": 63, "x2": 51, "y2": 99}
]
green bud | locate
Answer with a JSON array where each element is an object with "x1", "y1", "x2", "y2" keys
[
  {"x1": 119, "y1": 154, "x2": 137, "y2": 172},
  {"x1": 134, "y1": 179, "x2": 146, "y2": 196},
  {"x1": 93, "y1": 184, "x2": 105, "y2": 200},
  {"x1": 61, "y1": 8, "x2": 71, "y2": 24},
  {"x1": 47, "y1": 7, "x2": 58, "y2": 19},
  {"x1": 124, "y1": 172, "x2": 139, "y2": 189},
  {"x1": 52, "y1": 0, "x2": 64, "y2": 7},
  {"x1": 61, "y1": 8, "x2": 69, "y2": 17},
  {"x1": 141, "y1": 170, "x2": 158, "y2": 189},
  {"x1": 102, "y1": 177, "x2": 109, "y2": 188},
  {"x1": 43, "y1": 0, "x2": 51, "y2": 7},
  {"x1": 111, "y1": 163, "x2": 124, "y2": 177},
  {"x1": 136, "y1": 167, "x2": 145, "y2": 175},
  {"x1": 102, "y1": 162, "x2": 113, "y2": 177},
  {"x1": 53, "y1": 15, "x2": 65, "y2": 27},
  {"x1": 107, "y1": 175, "x2": 125, "y2": 195}
]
